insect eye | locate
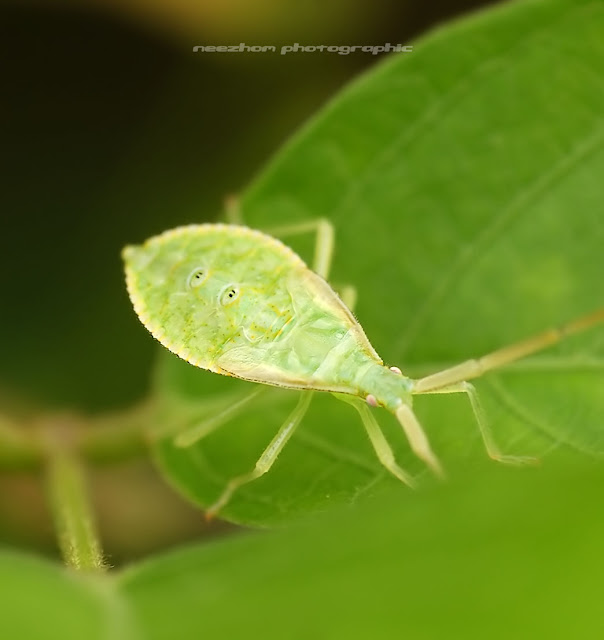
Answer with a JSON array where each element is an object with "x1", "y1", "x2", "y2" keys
[
  {"x1": 220, "y1": 285, "x2": 240, "y2": 306},
  {"x1": 187, "y1": 267, "x2": 208, "y2": 289}
]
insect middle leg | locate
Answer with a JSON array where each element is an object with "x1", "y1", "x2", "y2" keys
[{"x1": 205, "y1": 392, "x2": 313, "y2": 518}]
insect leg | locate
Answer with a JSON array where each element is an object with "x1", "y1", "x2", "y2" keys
[
  {"x1": 223, "y1": 208, "x2": 336, "y2": 278},
  {"x1": 222, "y1": 198, "x2": 336, "y2": 277},
  {"x1": 224, "y1": 194, "x2": 244, "y2": 224},
  {"x1": 174, "y1": 387, "x2": 265, "y2": 448},
  {"x1": 264, "y1": 219, "x2": 335, "y2": 279},
  {"x1": 414, "y1": 382, "x2": 537, "y2": 465},
  {"x1": 334, "y1": 393, "x2": 416, "y2": 486},
  {"x1": 337, "y1": 284, "x2": 357, "y2": 311},
  {"x1": 413, "y1": 308, "x2": 604, "y2": 393},
  {"x1": 395, "y1": 404, "x2": 445, "y2": 478},
  {"x1": 205, "y1": 392, "x2": 313, "y2": 518},
  {"x1": 353, "y1": 400, "x2": 417, "y2": 488}
]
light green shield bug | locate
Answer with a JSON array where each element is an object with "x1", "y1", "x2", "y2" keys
[{"x1": 123, "y1": 219, "x2": 604, "y2": 516}]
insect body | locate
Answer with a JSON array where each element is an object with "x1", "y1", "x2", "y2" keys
[
  {"x1": 123, "y1": 220, "x2": 604, "y2": 516},
  {"x1": 125, "y1": 224, "x2": 412, "y2": 408}
]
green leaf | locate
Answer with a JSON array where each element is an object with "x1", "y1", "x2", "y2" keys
[
  {"x1": 0, "y1": 552, "x2": 119, "y2": 640},
  {"x1": 151, "y1": 0, "x2": 604, "y2": 525},
  {"x1": 119, "y1": 465, "x2": 604, "y2": 640}
]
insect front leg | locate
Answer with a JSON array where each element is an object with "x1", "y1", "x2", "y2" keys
[
  {"x1": 413, "y1": 382, "x2": 537, "y2": 465},
  {"x1": 205, "y1": 392, "x2": 313, "y2": 518},
  {"x1": 412, "y1": 308, "x2": 604, "y2": 393},
  {"x1": 335, "y1": 394, "x2": 417, "y2": 488},
  {"x1": 407, "y1": 309, "x2": 604, "y2": 465},
  {"x1": 394, "y1": 404, "x2": 446, "y2": 478},
  {"x1": 224, "y1": 194, "x2": 244, "y2": 224}
]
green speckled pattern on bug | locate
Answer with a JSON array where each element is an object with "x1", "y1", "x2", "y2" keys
[{"x1": 123, "y1": 224, "x2": 412, "y2": 406}]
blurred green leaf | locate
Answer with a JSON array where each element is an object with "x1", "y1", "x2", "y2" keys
[
  {"x1": 0, "y1": 552, "x2": 115, "y2": 640},
  {"x1": 119, "y1": 464, "x2": 604, "y2": 640},
  {"x1": 6, "y1": 465, "x2": 604, "y2": 639},
  {"x1": 7, "y1": 465, "x2": 604, "y2": 640},
  {"x1": 151, "y1": 0, "x2": 604, "y2": 525}
]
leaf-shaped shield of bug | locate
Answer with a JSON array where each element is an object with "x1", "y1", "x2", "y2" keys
[{"x1": 123, "y1": 224, "x2": 385, "y2": 395}]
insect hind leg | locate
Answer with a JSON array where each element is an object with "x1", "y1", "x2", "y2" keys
[
  {"x1": 414, "y1": 382, "x2": 537, "y2": 466},
  {"x1": 205, "y1": 392, "x2": 313, "y2": 519},
  {"x1": 174, "y1": 387, "x2": 265, "y2": 448}
]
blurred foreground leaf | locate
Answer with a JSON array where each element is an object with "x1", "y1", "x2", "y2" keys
[
  {"x1": 0, "y1": 552, "x2": 113, "y2": 640},
  {"x1": 119, "y1": 465, "x2": 604, "y2": 639},
  {"x1": 150, "y1": 0, "x2": 604, "y2": 525},
  {"x1": 6, "y1": 465, "x2": 604, "y2": 639}
]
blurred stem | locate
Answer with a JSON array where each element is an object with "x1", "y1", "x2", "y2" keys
[
  {"x1": 0, "y1": 415, "x2": 44, "y2": 469},
  {"x1": 0, "y1": 400, "x2": 158, "y2": 570},
  {"x1": 46, "y1": 429, "x2": 106, "y2": 572},
  {"x1": 0, "y1": 399, "x2": 154, "y2": 471},
  {"x1": 79, "y1": 399, "x2": 154, "y2": 464}
]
